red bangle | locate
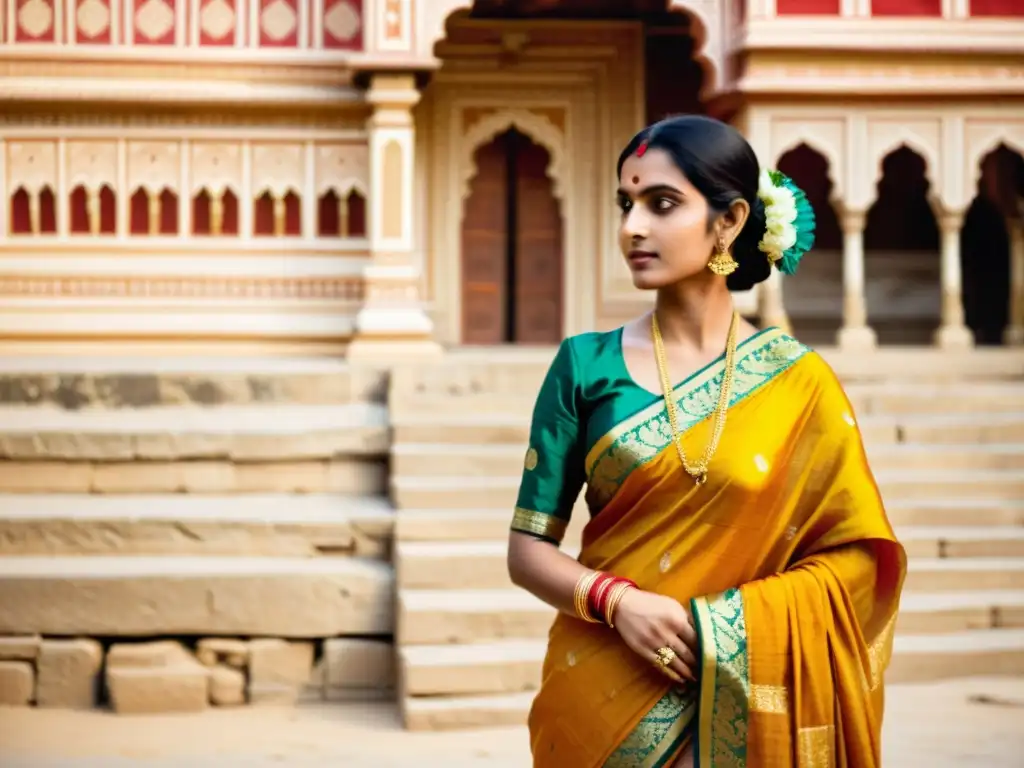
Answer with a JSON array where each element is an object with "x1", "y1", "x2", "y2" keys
[{"x1": 587, "y1": 575, "x2": 637, "y2": 626}]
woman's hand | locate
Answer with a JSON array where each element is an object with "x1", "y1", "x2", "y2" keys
[{"x1": 611, "y1": 589, "x2": 698, "y2": 683}]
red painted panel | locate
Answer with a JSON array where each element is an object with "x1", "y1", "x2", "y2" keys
[
  {"x1": 10, "y1": 189, "x2": 32, "y2": 235},
  {"x1": 15, "y1": 0, "x2": 58, "y2": 43},
  {"x1": 133, "y1": 0, "x2": 177, "y2": 45},
  {"x1": 777, "y1": 0, "x2": 840, "y2": 14},
  {"x1": 258, "y1": 0, "x2": 297, "y2": 47},
  {"x1": 39, "y1": 187, "x2": 57, "y2": 232},
  {"x1": 70, "y1": 186, "x2": 89, "y2": 234},
  {"x1": 75, "y1": 0, "x2": 113, "y2": 44},
  {"x1": 871, "y1": 0, "x2": 941, "y2": 16},
  {"x1": 99, "y1": 186, "x2": 117, "y2": 234},
  {"x1": 971, "y1": 0, "x2": 1024, "y2": 16},
  {"x1": 130, "y1": 188, "x2": 149, "y2": 234},
  {"x1": 323, "y1": 0, "x2": 363, "y2": 50},
  {"x1": 160, "y1": 189, "x2": 178, "y2": 234},
  {"x1": 198, "y1": 0, "x2": 236, "y2": 46}
]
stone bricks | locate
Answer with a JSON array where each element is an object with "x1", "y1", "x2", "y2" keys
[
  {"x1": 107, "y1": 663, "x2": 209, "y2": 715},
  {"x1": 324, "y1": 639, "x2": 395, "y2": 701},
  {"x1": 0, "y1": 660, "x2": 34, "y2": 705},
  {"x1": 197, "y1": 638, "x2": 248, "y2": 668},
  {"x1": 105, "y1": 640, "x2": 209, "y2": 714},
  {"x1": 35, "y1": 638, "x2": 102, "y2": 709},
  {"x1": 209, "y1": 664, "x2": 246, "y2": 706},
  {"x1": 107, "y1": 640, "x2": 191, "y2": 669},
  {"x1": 0, "y1": 635, "x2": 40, "y2": 660},
  {"x1": 248, "y1": 639, "x2": 314, "y2": 706}
]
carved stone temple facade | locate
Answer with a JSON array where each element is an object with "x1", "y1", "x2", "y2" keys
[
  {"x1": 0, "y1": 0, "x2": 1022, "y2": 356},
  {"x1": 2, "y1": 0, "x2": 1024, "y2": 730}
]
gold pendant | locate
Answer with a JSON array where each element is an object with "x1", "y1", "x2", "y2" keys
[{"x1": 693, "y1": 472, "x2": 707, "y2": 487}]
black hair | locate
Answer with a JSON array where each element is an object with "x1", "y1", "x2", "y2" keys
[{"x1": 617, "y1": 115, "x2": 770, "y2": 291}]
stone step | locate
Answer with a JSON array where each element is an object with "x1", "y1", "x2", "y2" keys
[
  {"x1": 0, "y1": 555, "x2": 394, "y2": 638},
  {"x1": 887, "y1": 628, "x2": 1024, "y2": 683},
  {"x1": 391, "y1": 470, "x2": 1024, "y2": 510},
  {"x1": 402, "y1": 691, "x2": 536, "y2": 731},
  {"x1": 392, "y1": 442, "x2": 1024, "y2": 477},
  {"x1": 395, "y1": 502, "x2": 1024, "y2": 544},
  {"x1": 0, "y1": 459, "x2": 387, "y2": 495},
  {"x1": 398, "y1": 587, "x2": 1024, "y2": 645},
  {"x1": 398, "y1": 629, "x2": 1024, "y2": 698},
  {"x1": 0, "y1": 356, "x2": 384, "y2": 409},
  {"x1": 897, "y1": 526, "x2": 1024, "y2": 558},
  {"x1": 398, "y1": 541, "x2": 1024, "y2": 591},
  {"x1": 0, "y1": 404, "x2": 389, "y2": 461},
  {"x1": 905, "y1": 559, "x2": 1024, "y2": 592},
  {"x1": 0, "y1": 494, "x2": 394, "y2": 558}
]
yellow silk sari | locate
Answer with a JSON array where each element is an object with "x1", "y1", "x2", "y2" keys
[{"x1": 526, "y1": 334, "x2": 906, "y2": 767}]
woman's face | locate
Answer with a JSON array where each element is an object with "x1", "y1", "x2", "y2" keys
[{"x1": 617, "y1": 146, "x2": 720, "y2": 291}]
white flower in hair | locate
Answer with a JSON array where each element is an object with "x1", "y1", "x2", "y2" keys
[{"x1": 758, "y1": 169, "x2": 798, "y2": 262}]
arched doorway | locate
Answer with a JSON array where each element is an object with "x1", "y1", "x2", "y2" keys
[
  {"x1": 962, "y1": 144, "x2": 1024, "y2": 345},
  {"x1": 864, "y1": 146, "x2": 941, "y2": 345},
  {"x1": 461, "y1": 127, "x2": 563, "y2": 345}
]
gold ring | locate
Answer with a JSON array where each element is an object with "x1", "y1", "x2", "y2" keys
[{"x1": 654, "y1": 646, "x2": 676, "y2": 667}]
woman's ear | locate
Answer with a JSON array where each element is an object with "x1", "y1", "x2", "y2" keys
[{"x1": 720, "y1": 198, "x2": 751, "y2": 250}]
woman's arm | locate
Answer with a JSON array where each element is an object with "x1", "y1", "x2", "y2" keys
[{"x1": 506, "y1": 339, "x2": 697, "y2": 680}]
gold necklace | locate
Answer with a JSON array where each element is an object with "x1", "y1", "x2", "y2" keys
[{"x1": 652, "y1": 311, "x2": 739, "y2": 486}]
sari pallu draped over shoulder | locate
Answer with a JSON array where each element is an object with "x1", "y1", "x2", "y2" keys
[{"x1": 528, "y1": 332, "x2": 906, "y2": 768}]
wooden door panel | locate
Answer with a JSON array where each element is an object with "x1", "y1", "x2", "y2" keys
[
  {"x1": 461, "y1": 138, "x2": 509, "y2": 345},
  {"x1": 514, "y1": 138, "x2": 563, "y2": 345}
]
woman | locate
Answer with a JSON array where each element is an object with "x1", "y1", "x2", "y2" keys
[{"x1": 506, "y1": 115, "x2": 906, "y2": 767}]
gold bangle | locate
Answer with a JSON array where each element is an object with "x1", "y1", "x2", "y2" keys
[
  {"x1": 604, "y1": 583, "x2": 634, "y2": 628},
  {"x1": 573, "y1": 571, "x2": 602, "y2": 623}
]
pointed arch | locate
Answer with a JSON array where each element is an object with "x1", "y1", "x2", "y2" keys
[
  {"x1": 460, "y1": 109, "x2": 566, "y2": 208},
  {"x1": 423, "y1": 1, "x2": 721, "y2": 94},
  {"x1": 869, "y1": 133, "x2": 940, "y2": 194},
  {"x1": 967, "y1": 126, "x2": 1024, "y2": 191}
]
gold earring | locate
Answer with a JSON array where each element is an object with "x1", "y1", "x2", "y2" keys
[{"x1": 708, "y1": 243, "x2": 738, "y2": 276}]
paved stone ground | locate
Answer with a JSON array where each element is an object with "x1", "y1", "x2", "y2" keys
[{"x1": 1, "y1": 678, "x2": 1022, "y2": 767}]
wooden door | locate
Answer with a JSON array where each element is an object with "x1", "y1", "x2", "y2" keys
[
  {"x1": 512, "y1": 133, "x2": 563, "y2": 344},
  {"x1": 461, "y1": 138, "x2": 509, "y2": 344}
]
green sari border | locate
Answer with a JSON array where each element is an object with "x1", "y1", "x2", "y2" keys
[
  {"x1": 584, "y1": 329, "x2": 810, "y2": 508},
  {"x1": 604, "y1": 687, "x2": 697, "y2": 768},
  {"x1": 691, "y1": 588, "x2": 750, "y2": 768}
]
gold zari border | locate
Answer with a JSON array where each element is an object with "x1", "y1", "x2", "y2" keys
[
  {"x1": 749, "y1": 684, "x2": 789, "y2": 714},
  {"x1": 510, "y1": 507, "x2": 568, "y2": 543},
  {"x1": 798, "y1": 725, "x2": 836, "y2": 768}
]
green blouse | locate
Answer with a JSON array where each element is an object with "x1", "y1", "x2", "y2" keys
[{"x1": 510, "y1": 326, "x2": 809, "y2": 544}]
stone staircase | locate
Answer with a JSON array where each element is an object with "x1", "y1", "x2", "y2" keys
[
  {"x1": 0, "y1": 357, "x2": 397, "y2": 708},
  {"x1": 391, "y1": 347, "x2": 1024, "y2": 731}
]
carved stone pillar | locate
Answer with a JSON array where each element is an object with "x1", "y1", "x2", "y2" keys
[
  {"x1": 934, "y1": 209, "x2": 974, "y2": 349},
  {"x1": 758, "y1": 268, "x2": 790, "y2": 333},
  {"x1": 1005, "y1": 216, "x2": 1024, "y2": 346},
  {"x1": 348, "y1": 74, "x2": 440, "y2": 360},
  {"x1": 836, "y1": 208, "x2": 876, "y2": 350}
]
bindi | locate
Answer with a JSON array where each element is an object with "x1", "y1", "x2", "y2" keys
[{"x1": 632, "y1": 175, "x2": 640, "y2": 184}]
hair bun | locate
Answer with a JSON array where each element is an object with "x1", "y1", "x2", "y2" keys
[{"x1": 727, "y1": 196, "x2": 770, "y2": 291}]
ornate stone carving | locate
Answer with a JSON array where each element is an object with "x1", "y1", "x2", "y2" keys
[
  {"x1": 76, "y1": 0, "x2": 112, "y2": 40},
  {"x1": 7, "y1": 142, "x2": 58, "y2": 193},
  {"x1": 67, "y1": 141, "x2": 118, "y2": 190},
  {"x1": 0, "y1": 276, "x2": 365, "y2": 301},
  {"x1": 18, "y1": 0, "x2": 55, "y2": 40},
  {"x1": 260, "y1": 0, "x2": 298, "y2": 44},
  {"x1": 199, "y1": 0, "x2": 236, "y2": 43},
  {"x1": 251, "y1": 144, "x2": 304, "y2": 197},
  {"x1": 315, "y1": 143, "x2": 369, "y2": 196},
  {"x1": 135, "y1": 0, "x2": 177, "y2": 43},
  {"x1": 127, "y1": 142, "x2": 180, "y2": 194},
  {"x1": 190, "y1": 143, "x2": 242, "y2": 196},
  {"x1": 324, "y1": 0, "x2": 361, "y2": 44}
]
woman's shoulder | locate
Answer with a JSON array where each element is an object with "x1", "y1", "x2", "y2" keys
[{"x1": 561, "y1": 328, "x2": 622, "y2": 363}]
